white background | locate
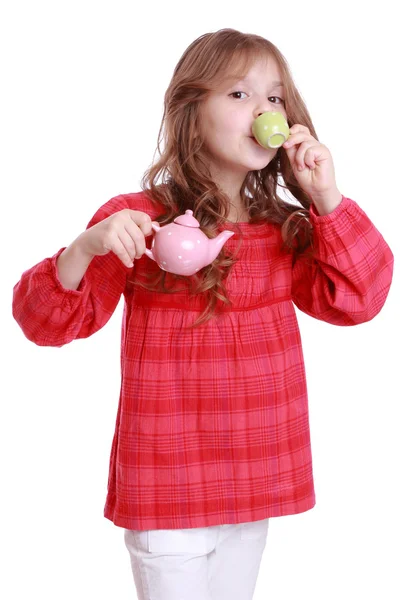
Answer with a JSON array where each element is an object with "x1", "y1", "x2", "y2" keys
[{"x1": 2, "y1": 0, "x2": 399, "y2": 598}]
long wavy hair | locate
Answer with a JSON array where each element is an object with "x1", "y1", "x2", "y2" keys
[{"x1": 130, "y1": 28, "x2": 316, "y2": 328}]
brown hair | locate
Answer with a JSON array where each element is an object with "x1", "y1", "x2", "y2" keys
[{"x1": 131, "y1": 28, "x2": 316, "y2": 328}]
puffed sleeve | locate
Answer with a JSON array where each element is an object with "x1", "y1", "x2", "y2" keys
[
  {"x1": 12, "y1": 194, "x2": 133, "y2": 346},
  {"x1": 291, "y1": 195, "x2": 394, "y2": 325}
]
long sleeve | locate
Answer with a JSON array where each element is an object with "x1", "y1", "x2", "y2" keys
[
  {"x1": 291, "y1": 195, "x2": 394, "y2": 325},
  {"x1": 12, "y1": 194, "x2": 132, "y2": 346}
]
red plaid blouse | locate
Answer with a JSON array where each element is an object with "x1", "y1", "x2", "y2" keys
[{"x1": 12, "y1": 191, "x2": 394, "y2": 530}]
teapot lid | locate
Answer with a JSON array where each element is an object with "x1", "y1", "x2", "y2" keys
[{"x1": 173, "y1": 209, "x2": 199, "y2": 228}]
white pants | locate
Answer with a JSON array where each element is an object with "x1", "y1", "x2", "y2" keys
[{"x1": 124, "y1": 517, "x2": 269, "y2": 600}]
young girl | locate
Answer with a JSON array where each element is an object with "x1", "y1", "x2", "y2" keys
[{"x1": 12, "y1": 28, "x2": 394, "y2": 600}]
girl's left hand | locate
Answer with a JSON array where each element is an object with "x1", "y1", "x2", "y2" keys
[{"x1": 282, "y1": 124, "x2": 338, "y2": 200}]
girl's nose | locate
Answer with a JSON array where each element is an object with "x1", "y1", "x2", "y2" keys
[{"x1": 255, "y1": 108, "x2": 285, "y2": 119}]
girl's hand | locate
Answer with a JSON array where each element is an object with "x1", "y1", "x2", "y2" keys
[
  {"x1": 282, "y1": 124, "x2": 339, "y2": 200},
  {"x1": 76, "y1": 209, "x2": 155, "y2": 268}
]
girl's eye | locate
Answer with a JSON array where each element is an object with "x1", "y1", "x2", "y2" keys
[
  {"x1": 229, "y1": 91, "x2": 285, "y2": 105},
  {"x1": 269, "y1": 96, "x2": 285, "y2": 105},
  {"x1": 229, "y1": 91, "x2": 248, "y2": 100}
]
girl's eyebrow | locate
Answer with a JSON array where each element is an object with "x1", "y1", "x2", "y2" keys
[{"x1": 237, "y1": 77, "x2": 284, "y2": 88}]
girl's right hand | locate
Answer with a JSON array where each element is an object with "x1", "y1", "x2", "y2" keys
[{"x1": 76, "y1": 209, "x2": 155, "y2": 268}]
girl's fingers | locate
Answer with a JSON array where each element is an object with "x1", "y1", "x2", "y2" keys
[
  {"x1": 116, "y1": 229, "x2": 141, "y2": 266},
  {"x1": 283, "y1": 133, "x2": 302, "y2": 148},
  {"x1": 295, "y1": 141, "x2": 315, "y2": 169},
  {"x1": 113, "y1": 219, "x2": 153, "y2": 268},
  {"x1": 118, "y1": 230, "x2": 140, "y2": 267},
  {"x1": 285, "y1": 137, "x2": 315, "y2": 170},
  {"x1": 284, "y1": 132, "x2": 312, "y2": 148},
  {"x1": 112, "y1": 234, "x2": 135, "y2": 268},
  {"x1": 304, "y1": 146, "x2": 319, "y2": 169},
  {"x1": 123, "y1": 221, "x2": 148, "y2": 258}
]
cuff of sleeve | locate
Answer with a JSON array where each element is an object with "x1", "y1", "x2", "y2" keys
[
  {"x1": 309, "y1": 195, "x2": 359, "y2": 225},
  {"x1": 49, "y1": 247, "x2": 90, "y2": 296}
]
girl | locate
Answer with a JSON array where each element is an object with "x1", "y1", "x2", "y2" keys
[{"x1": 12, "y1": 28, "x2": 394, "y2": 600}]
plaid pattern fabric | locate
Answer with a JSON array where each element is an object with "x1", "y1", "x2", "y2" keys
[{"x1": 12, "y1": 191, "x2": 394, "y2": 530}]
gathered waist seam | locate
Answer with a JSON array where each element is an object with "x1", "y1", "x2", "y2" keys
[{"x1": 131, "y1": 295, "x2": 292, "y2": 312}]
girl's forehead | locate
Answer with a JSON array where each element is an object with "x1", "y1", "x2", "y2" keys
[
  {"x1": 220, "y1": 54, "x2": 277, "y2": 82},
  {"x1": 214, "y1": 57, "x2": 280, "y2": 91}
]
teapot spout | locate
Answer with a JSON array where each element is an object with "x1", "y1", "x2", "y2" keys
[{"x1": 207, "y1": 230, "x2": 235, "y2": 263}]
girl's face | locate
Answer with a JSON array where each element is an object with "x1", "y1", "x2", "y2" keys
[{"x1": 198, "y1": 56, "x2": 287, "y2": 178}]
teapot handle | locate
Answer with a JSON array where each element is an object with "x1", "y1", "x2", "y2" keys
[
  {"x1": 143, "y1": 221, "x2": 160, "y2": 262},
  {"x1": 144, "y1": 248, "x2": 156, "y2": 261}
]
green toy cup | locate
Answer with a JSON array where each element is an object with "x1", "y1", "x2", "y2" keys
[{"x1": 251, "y1": 111, "x2": 290, "y2": 149}]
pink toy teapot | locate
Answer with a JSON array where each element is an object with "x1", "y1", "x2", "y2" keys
[{"x1": 144, "y1": 209, "x2": 235, "y2": 276}]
